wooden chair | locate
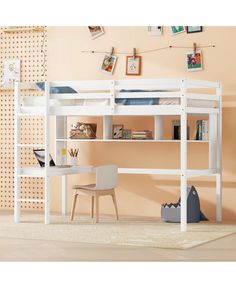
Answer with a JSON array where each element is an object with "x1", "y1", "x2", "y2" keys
[{"x1": 70, "y1": 165, "x2": 119, "y2": 223}]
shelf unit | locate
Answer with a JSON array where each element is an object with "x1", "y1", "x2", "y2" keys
[
  {"x1": 14, "y1": 78, "x2": 222, "y2": 232},
  {"x1": 3, "y1": 27, "x2": 44, "y2": 33}
]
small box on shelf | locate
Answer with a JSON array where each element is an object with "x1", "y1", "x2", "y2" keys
[{"x1": 172, "y1": 120, "x2": 190, "y2": 140}]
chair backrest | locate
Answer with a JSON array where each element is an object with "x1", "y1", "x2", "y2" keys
[{"x1": 95, "y1": 165, "x2": 118, "y2": 190}]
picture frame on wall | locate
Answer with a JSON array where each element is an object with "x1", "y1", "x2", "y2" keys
[
  {"x1": 186, "y1": 26, "x2": 203, "y2": 33},
  {"x1": 88, "y1": 26, "x2": 104, "y2": 39},
  {"x1": 113, "y1": 124, "x2": 124, "y2": 139},
  {"x1": 126, "y1": 56, "x2": 142, "y2": 76},
  {"x1": 147, "y1": 26, "x2": 162, "y2": 36},
  {"x1": 3, "y1": 59, "x2": 21, "y2": 87},
  {"x1": 186, "y1": 50, "x2": 203, "y2": 72},
  {"x1": 101, "y1": 54, "x2": 117, "y2": 75},
  {"x1": 170, "y1": 26, "x2": 185, "y2": 35}
]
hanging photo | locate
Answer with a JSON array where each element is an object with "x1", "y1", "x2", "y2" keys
[
  {"x1": 186, "y1": 26, "x2": 203, "y2": 34},
  {"x1": 186, "y1": 50, "x2": 203, "y2": 72},
  {"x1": 147, "y1": 26, "x2": 162, "y2": 36},
  {"x1": 126, "y1": 56, "x2": 142, "y2": 76},
  {"x1": 88, "y1": 26, "x2": 104, "y2": 39},
  {"x1": 101, "y1": 54, "x2": 117, "y2": 74},
  {"x1": 171, "y1": 26, "x2": 185, "y2": 35},
  {"x1": 3, "y1": 59, "x2": 21, "y2": 87}
]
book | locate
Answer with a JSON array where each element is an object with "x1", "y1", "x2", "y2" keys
[
  {"x1": 132, "y1": 130, "x2": 153, "y2": 140},
  {"x1": 202, "y1": 120, "x2": 209, "y2": 140},
  {"x1": 195, "y1": 120, "x2": 208, "y2": 140}
]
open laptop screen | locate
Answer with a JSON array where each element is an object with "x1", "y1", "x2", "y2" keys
[{"x1": 33, "y1": 149, "x2": 56, "y2": 167}]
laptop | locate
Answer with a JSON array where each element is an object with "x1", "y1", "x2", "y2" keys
[{"x1": 33, "y1": 149, "x2": 72, "y2": 168}]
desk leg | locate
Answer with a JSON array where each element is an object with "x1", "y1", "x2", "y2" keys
[
  {"x1": 216, "y1": 173, "x2": 222, "y2": 222},
  {"x1": 62, "y1": 175, "x2": 67, "y2": 215},
  {"x1": 45, "y1": 176, "x2": 50, "y2": 224}
]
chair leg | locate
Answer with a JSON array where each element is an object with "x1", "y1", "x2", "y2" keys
[
  {"x1": 70, "y1": 192, "x2": 78, "y2": 221},
  {"x1": 111, "y1": 192, "x2": 119, "y2": 220},
  {"x1": 95, "y1": 195, "x2": 99, "y2": 223},
  {"x1": 91, "y1": 196, "x2": 94, "y2": 218}
]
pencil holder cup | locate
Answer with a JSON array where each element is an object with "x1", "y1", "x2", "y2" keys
[{"x1": 69, "y1": 156, "x2": 77, "y2": 166}]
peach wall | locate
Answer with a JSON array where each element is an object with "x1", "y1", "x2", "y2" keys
[{"x1": 47, "y1": 26, "x2": 236, "y2": 220}]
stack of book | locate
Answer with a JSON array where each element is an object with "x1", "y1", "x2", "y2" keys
[
  {"x1": 195, "y1": 120, "x2": 209, "y2": 140},
  {"x1": 132, "y1": 130, "x2": 153, "y2": 140}
]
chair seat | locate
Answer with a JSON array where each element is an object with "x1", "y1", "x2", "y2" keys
[{"x1": 72, "y1": 183, "x2": 96, "y2": 190}]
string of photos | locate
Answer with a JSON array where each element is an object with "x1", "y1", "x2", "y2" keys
[
  {"x1": 82, "y1": 43, "x2": 215, "y2": 75},
  {"x1": 85, "y1": 26, "x2": 214, "y2": 75}
]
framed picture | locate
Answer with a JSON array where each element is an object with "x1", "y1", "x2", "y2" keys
[
  {"x1": 171, "y1": 26, "x2": 185, "y2": 35},
  {"x1": 113, "y1": 124, "x2": 124, "y2": 139},
  {"x1": 186, "y1": 26, "x2": 203, "y2": 34},
  {"x1": 88, "y1": 26, "x2": 104, "y2": 39},
  {"x1": 126, "y1": 56, "x2": 142, "y2": 76},
  {"x1": 3, "y1": 59, "x2": 21, "y2": 87},
  {"x1": 147, "y1": 26, "x2": 162, "y2": 36},
  {"x1": 122, "y1": 129, "x2": 132, "y2": 139},
  {"x1": 187, "y1": 50, "x2": 203, "y2": 72},
  {"x1": 101, "y1": 55, "x2": 117, "y2": 75}
]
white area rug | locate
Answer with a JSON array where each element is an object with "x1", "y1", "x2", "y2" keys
[{"x1": 0, "y1": 214, "x2": 236, "y2": 249}]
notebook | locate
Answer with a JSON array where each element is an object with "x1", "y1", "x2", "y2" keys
[{"x1": 33, "y1": 149, "x2": 72, "y2": 168}]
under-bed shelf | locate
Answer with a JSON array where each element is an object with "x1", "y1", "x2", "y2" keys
[{"x1": 56, "y1": 138, "x2": 210, "y2": 143}]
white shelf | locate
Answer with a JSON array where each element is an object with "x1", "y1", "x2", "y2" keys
[
  {"x1": 18, "y1": 166, "x2": 94, "y2": 177},
  {"x1": 56, "y1": 138, "x2": 210, "y2": 143},
  {"x1": 118, "y1": 168, "x2": 220, "y2": 177},
  {"x1": 17, "y1": 166, "x2": 220, "y2": 178},
  {"x1": 3, "y1": 27, "x2": 44, "y2": 33}
]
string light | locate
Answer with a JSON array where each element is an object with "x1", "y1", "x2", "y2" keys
[
  {"x1": 40, "y1": 26, "x2": 46, "y2": 77},
  {"x1": 81, "y1": 45, "x2": 215, "y2": 55}
]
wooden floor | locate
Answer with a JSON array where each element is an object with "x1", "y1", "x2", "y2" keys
[{"x1": 0, "y1": 212, "x2": 236, "y2": 261}]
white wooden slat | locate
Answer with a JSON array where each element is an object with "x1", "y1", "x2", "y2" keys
[
  {"x1": 186, "y1": 93, "x2": 219, "y2": 101},
  {"x1": 50, "y1": 106, "x2": 112, "y2": 116},
  {"x1": 50, "y1": 80, "x2": 112, "y2": 90},
  {"x1": 186, "y1": 107, "x2": 219, "y2": 114},
  {"x1": 186, "y1": 78, "x2": 220, "y2": 89},
  {"x1": 116, "y1": 105, "x2": 181, "y2": 116},
  {"x1": 50, "y1": 93, "x2": 111, "y2": 100},
  {"x1": 116, "y1": 92, "x2": 181, "y2": 99},
  {"x1": 116, "y1": 78, "x2": 182, "y2": 87}
]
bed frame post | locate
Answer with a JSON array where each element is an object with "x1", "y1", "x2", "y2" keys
[
  {"x1": 14, "y1": 81, "x2": 21, "y2": 223},
  {"x1": 216, "y1": 83, "x2": 222, "y2": 222},
  {"x1": 180, "y1": 79, "x2": 187, "y2": 232},
  {"x1": 44, "y1": 81, "x2": 50, "y2": 224}
]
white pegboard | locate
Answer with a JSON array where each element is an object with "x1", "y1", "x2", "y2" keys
[{"x1": 0, "y1": 26, "x2": 47, "y2": 210}]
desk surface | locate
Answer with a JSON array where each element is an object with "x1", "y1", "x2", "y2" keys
[{"x1": 19, "y1": 166, "x2": 94, "y2": 177}]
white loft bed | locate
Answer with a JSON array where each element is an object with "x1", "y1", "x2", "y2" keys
[{"x1": 14, "y1": 78, "x2": 222, "y2": 232}]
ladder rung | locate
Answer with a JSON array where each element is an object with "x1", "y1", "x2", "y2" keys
[{"x1": 17, "y1": 199, "x2": 45, "y2": 203}]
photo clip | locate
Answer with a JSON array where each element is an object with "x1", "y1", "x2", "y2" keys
[
  {"x1": 109, "y1": 47, "x2": 114, "y2": 60},
  {"x1": 193, "y1": 43, "x2": 197, "y2": 56},
  {"x1": 133, "y1": 48, "x2": 136, "y2": 59}
]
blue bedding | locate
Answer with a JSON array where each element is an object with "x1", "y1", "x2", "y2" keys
[
  {"x1": 115, "y1": 89, "x2": 161, "y2": 105},
  {"x1": 36, "y1": 82, "x2": 77, "y2": 94}
]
